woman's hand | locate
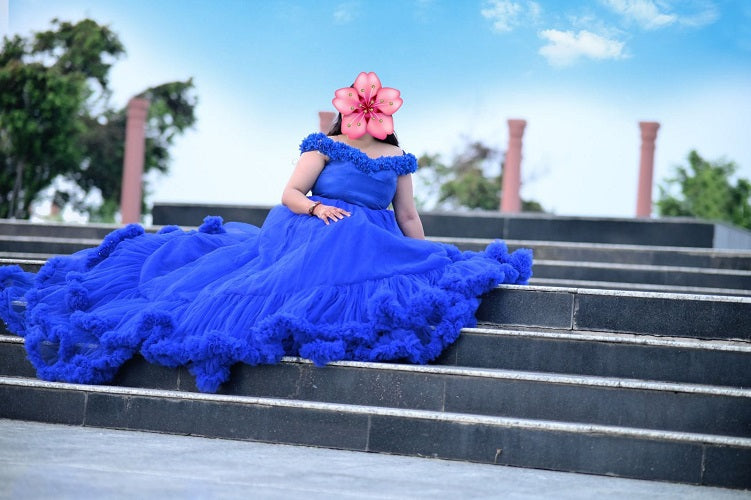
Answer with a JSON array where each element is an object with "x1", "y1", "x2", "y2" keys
[{"x1": 312, "y1": 204, "x2": 351, "y2": 225}]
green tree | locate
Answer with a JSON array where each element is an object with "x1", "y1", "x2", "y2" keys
[
  {"x1": 0, "y1": 18, "x2": 197, "y2": 221},
  {"x1": 416, "y1": 140, "x2": 544, "y2": 212},
  {"x1": 657, "y1": 150, "x2": 751, "y2": 230},
  {"x1": 0, "y1": 34, "x2": 89, "y2": 218}
]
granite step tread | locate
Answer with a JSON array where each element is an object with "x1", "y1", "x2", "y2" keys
[
  {"x1": 2, "y1": 375, "x2": 748, "y2": 447},
  {"x1": 535, "y1": 259, "x2": 751, "y2": 276},
  {"x1": 3, "y1": 256, "x2": 749, "y2": 296},
  {"x1": 0, "y1": 234, "x2": 103, "y2": 244},
  {"x1": 2, "y1": 375, "x2": 749, "y2": 488},
  {"x1": 463, "y1": 326, "x2": 751, "y2": 351},
  {"x1": 7, "y1": 318, "x2": 751, "y2": 389},
  {"x1": 532, "y1": 260, "x2": 751, "y2": 291},
  {"x1": 0, "y1": 252, "x2": 56, "y2": 260},
  {"x1": 1, "y1": 334, "x2": 745, "y2": 397},
  {"x1": 2, "y1": 337, "x2": 748, "y2": 438},
  {"x1": 478, "y1": 285, "x2": 751, "y2": 341},
  {"x1": 5, "y1": 324, "x2": 750, "y2": 389},
  {"x1": 434, "y1": 236, "x2": 751, "y2": 257},
  {"x1": 442, "y1": 326, "x2": 751, "y2": 387},
  {"x1": 529, "y1": 278, "x2": 751, "y2": 296},
  {"x1": 4, "y1": 284, "x2": 751, "y2": 341}
]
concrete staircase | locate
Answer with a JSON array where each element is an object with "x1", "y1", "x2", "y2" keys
[{"x1": 1, "y1": 214, "x2": 750, "y2": 490}]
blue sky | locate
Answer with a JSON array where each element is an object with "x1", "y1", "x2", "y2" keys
[{"x1": 3, "y1": 0, "x2": 751, "y2": 218}]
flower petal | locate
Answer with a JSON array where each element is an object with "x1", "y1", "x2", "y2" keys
[
  {"x1": 366, "y1": 113, "x2": 393, "y2": 140},
  {"x1": 332, "y1": 88, "x2": 362, "y2": 115},
  {"x1": 341, "y1": 110, "x2": 368, "y2": 139},
  {"x1": 374, "y1": 87, "x2": 402, "y2": 116},
  {"x1": 354, "y1": 72, "x2": 382, "y2": 104}
]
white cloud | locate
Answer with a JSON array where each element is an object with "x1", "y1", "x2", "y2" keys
[
  {"x1": 603, "y1": 0, "x2": 677, "y2": 29},
  {"x1": 603, "y1": 0, "x2": 719, "y2": 30},
  {"x1": 527, "y1": 1, "x2": 542, "y2": 22},
  {"x1": 538, "y1": 29, "x2": 626, "y2": 67},
  {"x1": 678, "y1": 3, "x2": 719, "y2": 28},
  {"x1": 333, "y1": 3, "x2": 357, "y2": 25},
  {"x1": 481, "y1": 0, "x2": 540, "y2": 33}
]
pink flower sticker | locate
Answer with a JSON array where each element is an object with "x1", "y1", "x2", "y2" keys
[{"x1": 332, "y1": 72, "x2": 403, "y2": 140}]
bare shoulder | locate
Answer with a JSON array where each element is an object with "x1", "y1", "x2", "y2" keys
[{"x1": 299, "y1": 150, "x2": 328, "y2": 164}]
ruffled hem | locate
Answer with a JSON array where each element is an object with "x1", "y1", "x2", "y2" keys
[
  {"x1": 299, "y1": 133, "x2": 418, "y2": 175},
  {"x1": 1, "y1": 215, "x2": 532, "y2": 394}
]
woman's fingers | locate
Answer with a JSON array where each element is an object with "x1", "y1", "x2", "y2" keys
[{"x1": 315, "y1": 205, "x2": 351, "y2": 225}]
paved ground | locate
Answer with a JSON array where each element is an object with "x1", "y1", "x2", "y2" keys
[{"x1": 0, "y1": 419, "x2": 747, "y2": 499}]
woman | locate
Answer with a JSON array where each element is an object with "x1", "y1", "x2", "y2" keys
[{"x1": 0, "y1": 72, "x2": 532, "y2": 393}]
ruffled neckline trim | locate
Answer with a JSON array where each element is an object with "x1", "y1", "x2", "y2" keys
[{"x1": 299, "y1": 133, "x2": 417, "y2": 175}]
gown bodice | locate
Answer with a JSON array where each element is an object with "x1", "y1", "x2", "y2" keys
[
  {"x1": 300, "y1": 133, "x2": 418, "y2": 210},
  {"x1": 312, "y1": 160, "x2": 397, "y2": 209}
]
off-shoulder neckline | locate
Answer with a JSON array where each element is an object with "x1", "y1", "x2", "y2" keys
[{"x1": 299, "y1": 133, "x2": 417, "y2": 175}]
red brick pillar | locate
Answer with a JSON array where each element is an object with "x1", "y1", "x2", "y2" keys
[
  {"x1": 319, "y1": 111, "x2": 336, "y2": 133},
  {"x1": 636, "y1": 121, "x2": 660, "y2": 218},
  {"x1": 120, "y1": 97, "x2": 150, "y2": 224},
  {"x1": 500, "y1": 119, "x2": 527, "y2": 213}
]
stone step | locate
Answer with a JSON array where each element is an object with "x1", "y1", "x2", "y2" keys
[
  {"x1": 0, "y1": 235, "x2": 101, "y2": 255},
  {"x1": 3, "y1": 285, "x2": 750, "y2": 342},
  {"x1": 5, "y1": 320, "x2": 750, "y2": 391},
  {"x1": 0, "y1": 219, "x2": 121, "y2": 239},
  {"x1": 530, "y1": 278, "x2": 751, "y2": 297},
  {"x1": 0, "y1": 258, "x2": 45, "y2": 273},
  {"x1": 2, "y1": 335, "x2": 749, "y2": 439},
  {"x1": 478, "y1": 285, "x2": 751, "y2": 342},
  {"x1": 5, "y1": 254, "x2": 749, "y2": 296},
  {"x1": 1, "y1": 375, "x2": 749, "y2": 489},
  {"x1": 3, "y1": 256, "x2": 748, "y2": 298},
  {"x1": 4, "y1": 219, "x2": 751, "y2": 271},
  {"x1": 434, "y1": 238, "x2": 751, "y2": 270},
  {"x1": 4, "y1": 315, "x2": 749, "y2": 391},
  {"x1": 152, "y1": 203, "x2": 751, "y2": 249},
  {"x1": 533, "y1": 260, "x2": 751, "y2": 291},
  {"x1": 440, "y1": 327, "x2": 751, "y2": 388},
  {"x1": 0, "y1": 252, "x2": 56, "y2": 260}
]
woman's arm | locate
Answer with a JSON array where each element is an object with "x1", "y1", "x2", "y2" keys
[
  {"x1": 392, "y1": 174, "x2": 425, "y2": 239},
  {"x1": 281, "y1": 151, "x2": 350, "y2": 225}
]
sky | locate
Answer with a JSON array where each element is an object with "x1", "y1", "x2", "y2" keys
[{"x1": 3, "y1": 0, "x2": 751, "y2": 219}]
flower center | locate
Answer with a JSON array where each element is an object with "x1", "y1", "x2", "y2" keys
[{"x1": 361, "y1": 98, "x2": 377, "y2": 117}]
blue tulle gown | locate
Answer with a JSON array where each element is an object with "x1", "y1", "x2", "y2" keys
[{"x1": 0, "y1": 133, "x2": 533, "y2": 392}]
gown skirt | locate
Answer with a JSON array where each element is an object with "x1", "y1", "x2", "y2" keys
[{"x1": 0, "y1": 138, "x2": 533, "y2": 393}]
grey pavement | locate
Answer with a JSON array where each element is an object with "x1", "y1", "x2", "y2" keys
[{"x1": 0, "y1": 419, "x2": 747, "y2": 499}]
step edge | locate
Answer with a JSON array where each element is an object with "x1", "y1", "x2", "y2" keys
[
  {"x1": 282, "y1": 357, "x2": 751, "y2": 398},
  {"x1": 429, "y1": 237, "x2": 751, "y2": 256},
  {"x1": 0, "y1": 258, "x2": 47, "y2": 266},
  {"x1": 498, "y1": 284, "x2": 751, "y2": 303},
  {"x1": 534, "y1": 260, "x2": 751, "y2": 276},
  {"x1": 464, "y1": 327, "x2": 751, "y2": 352},
  {"x1": 0, "y1": 235, "x2": 102, "y2": 244},
  {"x1": 530, "y1": 278, "x2": 751, "y2": 297},
  {"x1": 2, "y1": 375, "x2": 749, "y2": 448},
  {"x1": 1, "y1": 336, "x2": 746, "y2": 398},
  {"x1": 8, "y1": 327, "x2": 750, "y2": 353}
]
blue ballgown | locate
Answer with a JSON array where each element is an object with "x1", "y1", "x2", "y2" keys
[{"x1": 0, "y1": 133, "x2": 533, "y2": 392}]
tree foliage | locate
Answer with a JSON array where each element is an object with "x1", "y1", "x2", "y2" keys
[
  {"x1": 0, "y1": 18, "x2": 197, "y2": 220},
  {"x1": 416, "y1": 140, "x2": 544, "y2": 212},
  {"x1": 657, "y1": 150, "x2": 751, "y2": 230}
]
